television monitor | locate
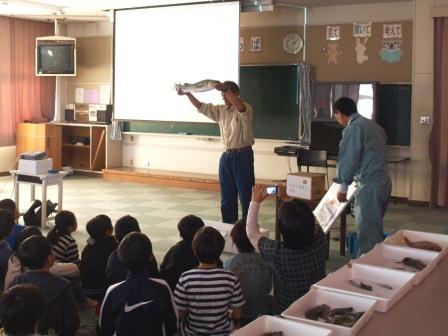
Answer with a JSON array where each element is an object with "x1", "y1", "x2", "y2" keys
[
  {"x1": 310, "y1": 120, "x2": 343, "y2": 159},
  {"x1": 35, "y1": 36, "x2": 76, "y2": 76}
]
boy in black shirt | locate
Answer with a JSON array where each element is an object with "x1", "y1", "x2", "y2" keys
[
  {"x1": 100, "y1": 232, "x2": 177, "y2": 336},
  {"x1": 160, "y1": 215, "x2": 204, "y2": 290}
]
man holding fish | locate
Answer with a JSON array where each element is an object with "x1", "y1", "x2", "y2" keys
[{"x1": 177, "y1": 80, "x2": 255, "y2": 224}]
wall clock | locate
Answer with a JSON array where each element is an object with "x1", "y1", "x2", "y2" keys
[{"x1": 283, "y1": 33, "x2": 303, "y2": 54}]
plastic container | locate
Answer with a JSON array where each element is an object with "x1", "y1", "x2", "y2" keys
[
  {"x1": 204, "y1": 220, "x2": 269, "y2": 254},
  {"x1": 313, "y1": 263, "x2": 415, "y2": 312},
  {"x1": 231, "y1": 315, "x2": 334, "y2": 336},
  {"x1": 383, "y1": 230, "x2": 448, "y2": 263},
  {"x1": 281, "y1": 288, "x2": 377, "y2": 336},
  {"x1": 353, "y1": 244, "x2": 439, "y2": 285}
]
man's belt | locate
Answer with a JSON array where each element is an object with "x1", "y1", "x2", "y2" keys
[{"x1": 225, "y1": 146, "x2": 252, "y2": 153}]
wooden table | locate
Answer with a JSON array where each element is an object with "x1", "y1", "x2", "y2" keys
[{"x1": 10, "y1": 170, "x2": 66, "y2": 228}]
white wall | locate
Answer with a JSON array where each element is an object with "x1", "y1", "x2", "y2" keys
[{"x1": 122, "y1": 133, "x2": 307, "y2": 180}]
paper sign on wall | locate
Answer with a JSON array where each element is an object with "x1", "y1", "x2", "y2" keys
[
  {"x1": 353, "y1": 22, "x2": 371, "y2": 37},
  {"x1": 100, "y1": 85, "x2": 112, "y2": 104},
  {"x1": 326, "y1": 26, "x2": 341, "y2": 40},
  {"x1": 250, "y1": 36, "x2": 262, "y2": 52},
  {"x1": 239, "y1": 37, "x2": 244, "y2": 52},
  {"x1": 75, "y1": 88, "x2": 84, "y2": 103},
  {"x1": 383, "y1": 24, "x2": 402, "y2": 39},
  {"x1": 84, "y1": 89, "x2": 100, "y2": 104}
]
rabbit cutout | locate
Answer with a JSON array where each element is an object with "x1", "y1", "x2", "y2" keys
[{"x1": 355, "y1": 37, "x2": 369, "y2": 64}]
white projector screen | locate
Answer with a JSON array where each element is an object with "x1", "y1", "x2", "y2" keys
[{"x1": 114, "y1": 1, "x2": 240, "y2": 122}]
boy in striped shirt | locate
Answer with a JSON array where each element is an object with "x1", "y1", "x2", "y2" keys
[{"x1": 174, "y1": 226, "x2": 245, "y2": 336}]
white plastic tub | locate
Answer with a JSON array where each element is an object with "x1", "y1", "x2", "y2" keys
[
  {"x1": 281, "y1": 288, "x2": 377, "y2": 336},
  {"x1": 383, "y1": 230, "x2": 448, "y2": 263},
  {"x1": 314, "y1": 263, "x2": 415, "y2": 312},
  {"x1": 204, "y1": 220, "x2": 270, "y2": 254},
  {"x1": 231, "y1": 315, "x2": 334, "y2": 336},
  {"x1": 353, "y1": 244, "x2": 439, "y2": 285}
]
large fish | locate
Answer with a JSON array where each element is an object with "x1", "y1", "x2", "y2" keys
[
  {"x1": 174, "y1": 79, "x2": 220, "y2": 93},
  {"x1": 403, "y1": 235, "x2": 442, "y2": 252}
]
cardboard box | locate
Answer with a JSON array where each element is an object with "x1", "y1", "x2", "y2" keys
[
  {"x1": 204, "y1": 220, "x2": 270, "y2": 254},
  {"x1": 18, "y1": 158, "x2": 53, "y2": 175},
  {"x1": 287, "y1": 172, "x2": 326, "y2": 200}
]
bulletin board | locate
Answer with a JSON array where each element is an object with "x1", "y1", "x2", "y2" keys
[
  {"x1": 240, "y1": 21, "x2": 412, "y2": 83},
  {"x1": 306, "y1": 21, "x2": 412, "y2": 83}
]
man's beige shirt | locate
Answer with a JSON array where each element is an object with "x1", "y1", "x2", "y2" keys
[{"x1": 198, "y1": 102, "x2": 254, "y2": 150}]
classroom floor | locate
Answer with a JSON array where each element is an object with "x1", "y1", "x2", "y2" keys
[{"x1": 1, "y1": 174, "x2": 447, "y2": 272}]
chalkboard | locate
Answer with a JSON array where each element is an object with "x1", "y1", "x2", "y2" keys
[
  {"x1": 376, "y1": 84, "x2": 411, "y2": 146},
  {"x1": 123, "y1": 65, "x2": 300, "y2": 140}
]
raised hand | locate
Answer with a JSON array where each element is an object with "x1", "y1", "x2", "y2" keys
[{"x1": 251, "y1": 184, "x2": 269, "y2": 203}]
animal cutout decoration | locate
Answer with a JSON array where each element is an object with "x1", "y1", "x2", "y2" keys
[
  {"x1": 322, "y1": 42, "x2": 342, "y2": 64},
  {"x1": 380, "y1": 39, "x2": 403, "y2": 63},
  {"x1": 355, "y1": 37, "x2": 369, "y2": 64}
]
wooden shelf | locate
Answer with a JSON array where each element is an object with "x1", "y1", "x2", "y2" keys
[{"x1": 62, "y1": 143, "x2": 91, "y2": 149}]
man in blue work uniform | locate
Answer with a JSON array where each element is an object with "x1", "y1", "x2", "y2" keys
[{"x1": 333, "y1": 97, "x2": 392, "y2": 254}]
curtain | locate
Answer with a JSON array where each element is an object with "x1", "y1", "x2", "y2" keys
[
  {"x1": 298, "y1": 63, "x2": 312, "y2": 143},
  {"x1": 430, "y1": 17, "x2": 448, "y2": 207},
  {"x1": 341, "y1": 84, "x2": 360, "y2": 103},
  {"x1": 0, "y1": 17, "x2": 54, "y2": 147},
  {"x1": 312, "y1": 83, "x2": 360, "y2": 120}
]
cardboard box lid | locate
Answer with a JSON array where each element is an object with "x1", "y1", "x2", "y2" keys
[{"x1": 288, "y1": 172, "x2": 326, "y2": 178}]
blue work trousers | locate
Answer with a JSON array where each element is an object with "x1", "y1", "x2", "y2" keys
[
  {"x1": 354, "y1": 179, "x2": 392, "y2": 255},
  {"x1": 219, "y1": 149, "x2": 255, "y2": 224}
]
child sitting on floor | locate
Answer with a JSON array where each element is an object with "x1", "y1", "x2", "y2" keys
[
  {"x1": 160, "y1": 214, "x2": 204, "y2": 290},
  {"x1": 224, "y1": 219, "x2": 272, "y2": 325},
  {"x1": 80, "y1": 214, "x2": 118, "y2": 300},
  {"x1": 10, "y1": 236, "x2": 80, "y2": 336},
  {"x1": 0, "y1": 199, "x2": 24, "y2": 250},
  {"x1": 47, "y1": 210, "x2": 80, "y2": 265},
  {"x1": 0, "y1": 210, "x2": 15, "y2": 290},
  {"x1": 100, "y1": 232, "x2": 177, "y2": 336},
  {"x1": 0, "y1": 284, "x2": 45, "y2": 336},
  {"x1": 103, "y1": 215, "x2": 159, "y2": 294},
  {"x1": 4, "y1": 226, "x2": 79, "y2": 291},
  {"x1": 174, "y1": 226, "x2": 245, "y2": 336}
]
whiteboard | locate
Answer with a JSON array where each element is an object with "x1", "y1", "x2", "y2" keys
[
  {"x1": 114, "y1": 1, "x2": 240, "y2": 122},
  {"x1": 313, "y1": 182, "x2": 357, "y2": 234}
]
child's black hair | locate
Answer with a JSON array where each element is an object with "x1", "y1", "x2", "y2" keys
[
  {"x1": 47, "y1": 210, "x2": 77, "y2": 245},
  {"x1": 0, "y1": 209, "x2": 15, "y2": 240},
  {"x1": 278, "y1": 199, "x2": 315, "y2": 250},
  {"x1": 178, "y1": 215, "x2": 204, "y2": 242},
  {"x1": 192, "y1": 227, "x2": 225, "y2": 264},
  {"x1": 86, "y1": 214, "x2": 113, "y2": 240},
  {"x1": 114, "y1": 215, "x2": 140, "y2": 243},
  {"x1": 18, "y1": 236, "x2": 52, "y2": 270},
  {"x1": 117, "y1": 232, "x2": 153, "y2": 274},
  {"x1": 0, "y1": 284, "x2": 45, "y2": 336},
  {"x1": 14, "y1": 226, "x2": 42, "y2": 253},
  {"x1": 230, "y1": 219, "x2": 254, "y2": 253},
  {"x1": 0, "y1": 198, "x2": 16, "y2": 215}
]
